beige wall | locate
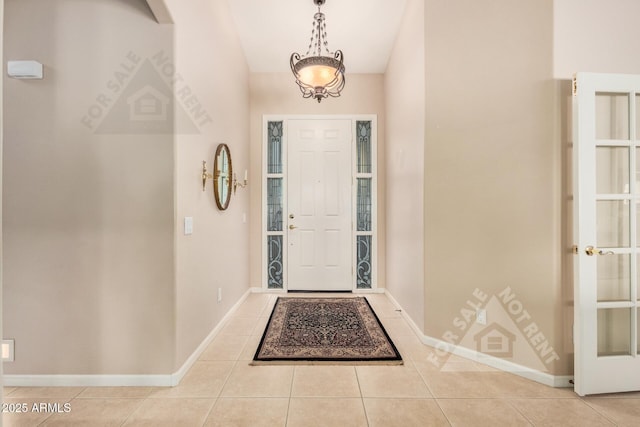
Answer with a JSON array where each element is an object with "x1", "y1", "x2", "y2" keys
[
  {"x1": 384, "y1": 0, "x2": 425, "y2": 331},
  {"x1": 554, "y1": 0, "x2": 640, "y2": 79},
  {"x1": 3, "y1": 0, "x2": 176, "y2": 375},
  {"x1": 248, "y1": 73, "x2": 386, "y2": 289},
  {"x1": 3, "y1": 0, "x2": 179, "y2": 375},
  {"x1": 168, "y1": 0, "x2": 250, "y2": 369},
  {"x1": 3, "y1": 0, "x2": 251, "y2": 376},
  {"x1": 423, "y1": 0, "x2": 567, "y2": 374}
]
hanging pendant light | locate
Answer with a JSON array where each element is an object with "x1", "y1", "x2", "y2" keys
[{"x1": 290, "y1": 0, "x2": 345, "y2": 103}]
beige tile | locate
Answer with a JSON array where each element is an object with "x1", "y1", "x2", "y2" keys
[
  {"x1": 356, "y1": 364, "x2": 432, "y2": 398},
  {"x1": 364, "y1": 398, "x2": 449, "y2": 427},
  {"x1": 238, "y1": 335, "x2": 262, "y2": 360},
  {"x1": 232, "y1": 297, "x2": 270, "y2": 318},
  {"x1": 3, "y1": 387, "x2": 17, "y2": 396},
  {"x1": 8, "y1": 387, "x2": 85, "y2": 399},
  {"x1": 489, "y1": 372, "x2": 577, "y2": 398},
  {"x1": 584, "y1": 391, "x2": 640, "y2": 399},
  {"x1": 438, "y1": 399, "x2": 531, "y2": 426},
  {"x1": 287, "y1": 398, "x2": 367, "y2": 427},
  {"x1": 122, "y1": 398, "x2": 214, "y2": 427},
  {"x1": 41, "y1": 398, "x2": 143, "y2": 426},
  {"x1": 220, "y1": 364, "x2": 294, "y2": 397},
  {"x1": 220, "y1": 317, "x2": 260, "y2": 336},
  {"x1": 510, "y1": 398, "x2": 615, "y2": 426},
  {"x1": 291, "y1": 366, "x2": 360, "y2": 397},
  {"x1": 365, "y1": 301, "x2": 403, "y2": 319},
  {"x1": 200, "y1": 334, "x2": 250, "y2": 361},
  {"x1": 77, "y1": 387, "x2": 158, "y2": 399},
  {"x1": 378, "y1": 317, "x2": 417, "y2": 337},
  {"x1": 419, "y1": 371, "x2": 500, "y2": 398},
  {"x1": 439, "y1": 358, "x2": 498, "y2": 372},
  {"x1": 2, "y1": 398, "x2": 65, "y2": 427},
  {"x1": 203, "y1": 398, "x2": 288, "y2": 427},
  {"x1": 150, "y1": 361, "x2": 234, "y2": 398},
  {"x1": 251, "y1": 316, "x2": 271, "y2": 336},
  {"x1": 393, "y1": 338, "x2": 436, "y2": 363},
  {"x1": 584, "y1": 398, "x2": 640, "y2": 427}
]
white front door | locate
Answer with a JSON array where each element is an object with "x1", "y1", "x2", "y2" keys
[
  {"x1": 287, "y1": 119, "x2": 352, "y2": 291},
  {"x1": 573, "y1": 72, "x2": 640, "y2": 395}
]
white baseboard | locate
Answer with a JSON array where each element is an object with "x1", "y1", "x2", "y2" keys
[
  {"x1": 384, "y1": 290, "x2": 574, "y2": 389},
  {"x1": 169, "y1": 287, "x2": 253, "y2": 386},
  {"x1": 3, "y1": 288, "x2": 254, "y2": 388}
]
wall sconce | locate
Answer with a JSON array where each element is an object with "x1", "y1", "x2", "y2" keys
[
  {"x1": 202, "y1": 160, "x2": 213, "y2": 191},
  {"x1": 233, "y1": 170, "x2": 248, "y2": 194}
]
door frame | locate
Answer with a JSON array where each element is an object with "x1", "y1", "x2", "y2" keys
[
  {"x1": 261, "y1": 115, "x2": 378, "y2": 292},
  {"x1": 573, "y1": 72, "x2": 640, "y2": 396}
]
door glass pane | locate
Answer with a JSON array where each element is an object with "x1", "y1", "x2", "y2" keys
[
  {"x1": 357, "y1": 178, "x2": 372, "y2": 231},
  {"x1": 268, "y1": 121, "x2": 283, "y2": 174},
  {"x1": 596, "y1": 92, "x2": 629, "y2": 140},
  {"x1": 356, "y1": 121, "x2": 372, "y2": 174},
  {"x1": 597, "y1": 255, "x2": 630, "y2": 302},
  {"x1": 596, "y1": 147, "x2": 629, "y2": 194},
  {"x1": 597, "y1": 308, "x2": 631, "y2": 356},
  {"x1": 597, "y1": 200, "x2": 630, "y2": 247},
  {"x1": 356, "y1": 236, "x2": 372, "y2": 289},
  {"x1": 637, "y1": 309, "x2": 640, "y2": 355},
  {"x1": 637, "y1": 309, "x2": 639, "y2": 355},
  {"x1": 267, "y1": 236, "x2": 284, "y2": 289},
  {"x1": 267, "y1": 178, "x2": 283, "y2": 231}
]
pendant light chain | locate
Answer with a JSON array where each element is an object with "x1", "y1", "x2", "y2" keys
[{"x1": 290, "y1": 0, "x2": 346, "y2": 102}]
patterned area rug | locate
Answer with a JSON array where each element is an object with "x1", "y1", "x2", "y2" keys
[{"x1": 252, "y1": 297, "x2": 402, "y2": 365}]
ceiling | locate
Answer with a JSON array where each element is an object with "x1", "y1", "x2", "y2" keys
[{"x1": 226, "y1": 0, "x2": 408, "y2": 74}]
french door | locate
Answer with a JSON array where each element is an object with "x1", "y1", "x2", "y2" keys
[
  {"x1": 573, "y1": 72, "x2": 640, "y2": 395},
  {"x1": 263, "y1": 116, "x2": 377, "y2": 291}
]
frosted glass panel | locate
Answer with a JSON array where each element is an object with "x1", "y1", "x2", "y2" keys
[
  {"x1": 596, "y1": 147, "x2": 629, "y2": 194},
  {"x1": 267, "y1": 178, "x2": 283, "y2": 231},
  {"x1": 597, "y1": 200, "x2": 630, "y2": 248},
  {"x1": 597, "y1": 255, "x2": 630, "y2": 302},
  {"x1": 268, "y1": 121, "x2": 283, "y2": 174},
  {"x1": 596, "y1": 93, "x2": 629, "y2": 140},
  {"x1": 357, "y1": 178, "x2": 372, "y2": 231},
  {"x1": 357, "y1": 236, "x2": 372, "y2": 289},
  {"x1": 267, "y1": 236, "x2": 283, "y2": 289},
  {"x1": 356, "y1": 121, "x2": 372, "y2": 174},
  {"x1": 598, "y1": 308, "x2": 631, "y2": 357}
]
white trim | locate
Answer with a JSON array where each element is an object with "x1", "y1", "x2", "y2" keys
[
  {"x1": 384, "y1": 290, "x2": 574, "y2": 389},
  {"x1": 3, "y1": 288, "x2": 253, "y2": 388}
]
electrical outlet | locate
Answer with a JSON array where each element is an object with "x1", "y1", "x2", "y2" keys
[
  {"x1": 217, "y1": 288, "x2": 222, "y2": 303},
  {"x1": 2, "y1": 339, "x2": 15, "y2": 362},
  {"x1": 476, "y1": 309, "x2": 487, "y2": 325}
]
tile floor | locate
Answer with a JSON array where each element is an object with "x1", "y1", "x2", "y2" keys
[{"x1": 3, "y1": 293, "x2": 640, "y2": 426}]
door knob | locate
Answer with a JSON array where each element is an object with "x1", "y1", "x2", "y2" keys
[
  {"x1": 585, "y1": 246, "x2": 614, "y2": 256},
  {"x1": 289, "y1": 224, "x2": 297, "y2": 230}
]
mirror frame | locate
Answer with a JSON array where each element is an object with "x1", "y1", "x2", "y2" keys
[{"x1": 213, "y1": 143, "x2": 233, "y2": 210}]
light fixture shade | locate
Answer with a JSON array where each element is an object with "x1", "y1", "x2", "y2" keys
[
  {"x1": 290, "y1": 51, "x2": 345, "y2": 102},
  {"x1": 290, "y1": 1, "x2": 345, "y2": 103}
]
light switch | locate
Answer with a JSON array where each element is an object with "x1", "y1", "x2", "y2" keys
[{"x1": 184, "y1": 217, "x2": 193, "y2": 235}]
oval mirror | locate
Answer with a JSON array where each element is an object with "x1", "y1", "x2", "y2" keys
[{"x1": 213, "y1": 143, "x2": 232, "y2": 210}]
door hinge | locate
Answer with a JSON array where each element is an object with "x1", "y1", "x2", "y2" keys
[{"x1": 573, "y1": 76, "x2": 578, "y2": 96}]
